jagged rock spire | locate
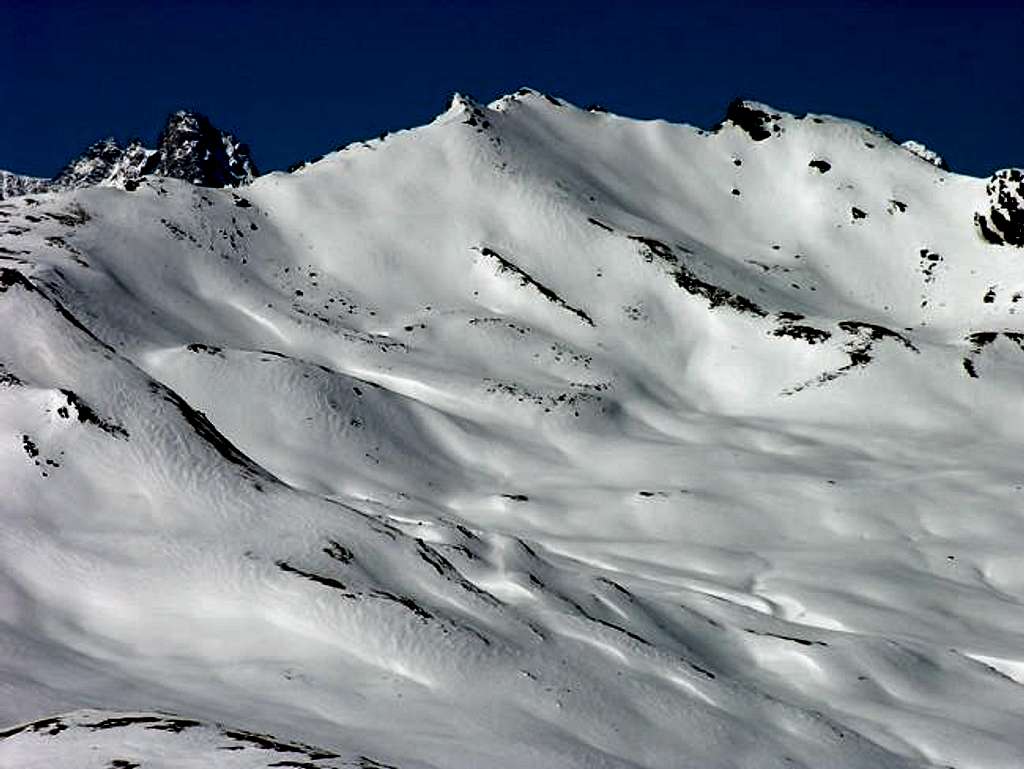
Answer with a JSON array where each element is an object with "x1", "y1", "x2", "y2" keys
[
  {"x1": 156, "y1": 111, "x2": 257, "y2": 188},
  {"x1": 0, "y1": 110, "x2": 257, "y2": 199}
]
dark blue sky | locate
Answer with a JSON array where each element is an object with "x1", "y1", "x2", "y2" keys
[{"x1": 2, "y1": 1, "x2": 1021, "y2": 179}]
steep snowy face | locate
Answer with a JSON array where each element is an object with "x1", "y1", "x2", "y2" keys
[
  {"x1": 2, "y1": 91, "x2": 1024, "y2": 769},
  {"x1": 0, "y1": 111, "x2": 255, "y2": 199}
]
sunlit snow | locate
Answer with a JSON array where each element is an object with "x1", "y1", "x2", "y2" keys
[{"x1": 2, "y1": 90, "x2": 1023, "y2": 768}]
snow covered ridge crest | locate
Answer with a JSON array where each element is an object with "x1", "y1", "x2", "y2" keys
[
  {"x1": 0, "y1": 91, "x2": 1018, "y2": 224},
  {"x1": 900, "y1": 139, "x2": 946, "y2": 170},
  {"x1": 0, "y1": 110, "x2": 257, "y2": 199},
  {"x1": 0, "y1": 710, "x2": 378, "y2": 769}
]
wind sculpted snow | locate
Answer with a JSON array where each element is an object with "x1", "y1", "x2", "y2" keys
[{"x1": 2, "y1": 90, "x2": 1024, "y2": 769}]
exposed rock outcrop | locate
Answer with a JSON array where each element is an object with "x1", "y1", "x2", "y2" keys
[
  {"x1": 976, "y1": 168, "x2": 1024, "y2": 247},
  {"x1": 0, "y1": 111, "x2": 256, "y2": 200}
]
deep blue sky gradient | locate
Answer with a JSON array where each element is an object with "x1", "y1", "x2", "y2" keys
[{"x1": 2, "y1": 1, "x2": 1021, "y2": 178}]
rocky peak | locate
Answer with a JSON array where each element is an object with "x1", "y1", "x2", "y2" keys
[
  {"x1": 0, "y1": 170, "x2": 49, "y2": 199},
  {"x1": 156, "y1": 110, "x2": 258, "y2": 188},
  {"x1": 719, "y1": 99, "x2": 784, "y2": 141},
  {"x1": 0, "y1": 110, "x2": 257, "y2": 200},
  {"x1": 50, "y1": 137, "x2": 158, "y2": 191}
]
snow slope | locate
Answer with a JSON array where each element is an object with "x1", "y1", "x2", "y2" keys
[{"x1": 2, "y1": 90, "x2": 1024, "y2": 769}]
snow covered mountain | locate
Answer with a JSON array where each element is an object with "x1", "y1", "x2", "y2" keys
[
  {"x1": 0, "y1": 110, "x2": 256, "y2": 200},
  {"x1": 0, "y1": 170, "x2": 50, "y2": 200},
  {"x1": 2, "y1": 89, "x2": 1024, "y2": 769}
]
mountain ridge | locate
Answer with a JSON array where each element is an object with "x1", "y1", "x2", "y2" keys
[
  {"x1": 0, "y1": 110, "x2": 256, "y2": 200},
  {"x1": 2, "y1": 88, "x2": 1024, "y2": 768},
  {"x1": 1, "y1": 92, "x2": 1013, "y2": 197}
]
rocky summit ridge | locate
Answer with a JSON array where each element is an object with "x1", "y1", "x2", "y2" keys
[
  {"x1": 4, "y1": 97, "x2": 1019, "y2": 247},
  {"x1": 0, "y1": 110, "x2": 257, "y2": 200}
]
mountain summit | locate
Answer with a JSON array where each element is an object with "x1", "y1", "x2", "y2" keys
[
  {"x1": 0, "y1": 110, "x2": 256, "y2": 199},
  {"x1": 154, "y1": 110, "x2": 258, "y2": 187},
  {"x1": 2, "y1": 90, "x2": 1024, "y2": 769}
]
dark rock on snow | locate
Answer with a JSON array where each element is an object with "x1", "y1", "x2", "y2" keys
[{"x1": 977, "y1": 168, "x2": 1024, "y2": 247}]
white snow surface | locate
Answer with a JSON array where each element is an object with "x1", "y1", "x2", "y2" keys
[
  {"x1": 1, "y1": 90, "x2": 1024, "y2": 769},
  {"x1": 900, "y1": 140, "x2": 946, "y2": 169}
]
